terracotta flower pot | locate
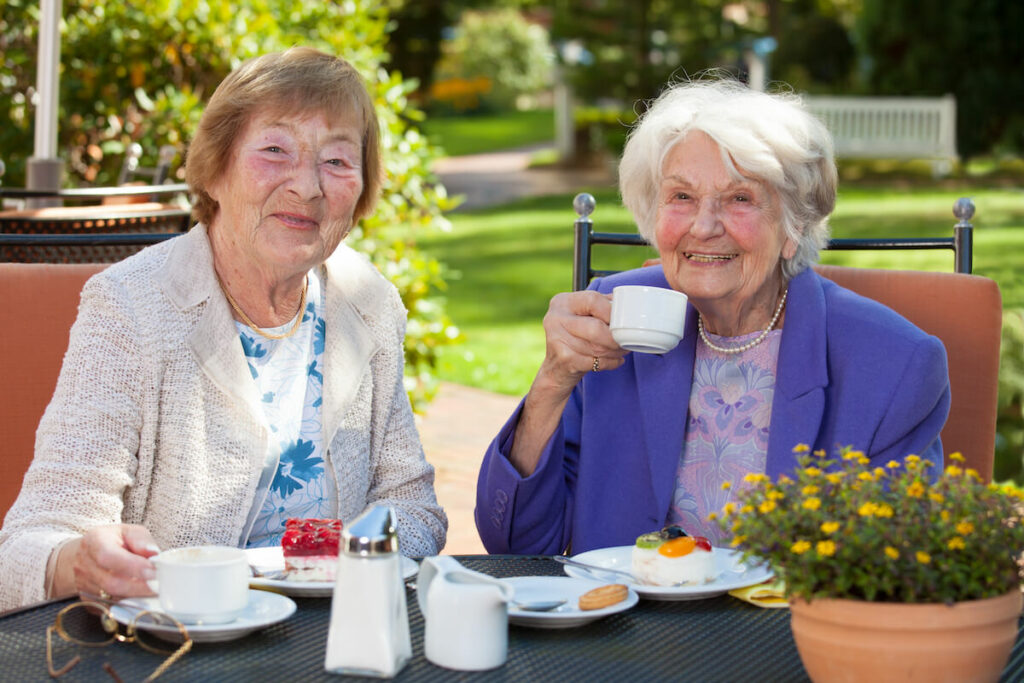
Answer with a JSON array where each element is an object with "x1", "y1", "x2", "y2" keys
[{"x1": 790, "y1": 590, "x2": 1022, "y2": 683}]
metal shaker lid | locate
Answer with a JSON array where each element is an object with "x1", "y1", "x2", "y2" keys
[{"x1": 342, "y1": 505, "x2": 400, "y2": 556}]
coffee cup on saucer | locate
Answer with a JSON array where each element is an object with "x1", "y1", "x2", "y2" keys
[
  {"x1": 148, "y1": 545, "x2": 249, "y2": 624},
  {"x1": 610, "y1": 285, "x2": 688, "y2": 354}
]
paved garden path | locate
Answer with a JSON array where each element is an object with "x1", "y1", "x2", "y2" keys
[{"x1": 422, "y1": 148, "x2": 615, "y2": 554}]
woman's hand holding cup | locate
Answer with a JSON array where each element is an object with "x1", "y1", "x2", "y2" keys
[
  {"x1": 538, "y1": 291, "x2": 628, "y2": 393},
  {"x1": 54, "y1": 524, "x2": 161, "y2": 603}
]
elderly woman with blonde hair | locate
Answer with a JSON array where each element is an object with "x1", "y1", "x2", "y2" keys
[
  {"x1": 0, "y1": 47, "x2": 446, "y2": 611},
  {"x1": 476, "y1": 78, "x2": 949, "y2": 556}
]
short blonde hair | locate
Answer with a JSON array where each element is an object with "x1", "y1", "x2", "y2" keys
[
  {"x1": 619, "y1": 78, "x2": 837, "y2": 279},
  {"x1": 185, "y1": 47, "x2": 381, "y2": 227}
]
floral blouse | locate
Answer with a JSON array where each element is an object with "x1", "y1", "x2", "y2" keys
[
  {"x1": 666, "y1": 329, "x2": 783, "y2": 545},
  {"x1": 240, "y1": 269, "x2": 333, "y2": 547}
]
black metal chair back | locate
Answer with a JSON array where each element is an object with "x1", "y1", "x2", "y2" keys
[{"x1": 571, "y1": 193, "x2": 975, "y2": 291}]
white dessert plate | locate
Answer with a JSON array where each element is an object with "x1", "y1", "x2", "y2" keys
[
  {"x1": 563, "y1": 546, "x2": 773, "y2": 601},
  {"x1": 245, "y1": 546, "x2": 419, "y2": 598},
  {"x1": 504, "y1": 576, "x2": 638, "y2": 629},
  {"x1": 110, "y1": 590, "x2": 296, "y2": 643}
]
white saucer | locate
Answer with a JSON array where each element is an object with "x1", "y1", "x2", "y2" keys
[
  {"x1": 110, "y1": 590, "x2": 296, "y2": 643},
  {"x1": 504, "y1": 576, "x2": 638, "y2": 629},
  {"x1": 563, "y1": 546, "x2": 773, "y2": 601},
  {"x1": 246, "y1": 546, "x2": 419, "y2": 598}
]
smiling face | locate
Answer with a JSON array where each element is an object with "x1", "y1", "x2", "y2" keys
[
  {"x1": 208, "y1": 109, "x2": 365, "y2": 281},
  {"x1": 654, "y1": 131, "x2": 796, "y2": 331}
]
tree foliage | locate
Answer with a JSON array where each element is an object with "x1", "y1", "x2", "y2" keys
[
  {"x1": 0, "y1": 0, "x2": 460, "y2": 411},
  {"x1": 857, "y1": 0, "x2": 1024, "y2": 158}
]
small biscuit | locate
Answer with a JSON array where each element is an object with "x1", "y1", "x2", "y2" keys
[{"x1": 578, "y1": 583, "x2": 628, "y2": 610}]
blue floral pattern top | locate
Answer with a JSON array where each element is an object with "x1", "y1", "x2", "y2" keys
[
  {"x1": 667, "y1": 329, "x2": 782, "y2": 545},
  {"x1": 240, "y1": 269, "x2": 333, "y2": 547}
]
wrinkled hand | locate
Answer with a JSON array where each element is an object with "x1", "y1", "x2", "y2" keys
[
  {"x1": 537, "y1": 290, "x2": 628, "y2": 395},
  {"x1": 69, "y1": 524, "x2": 161, "y2": 602}
]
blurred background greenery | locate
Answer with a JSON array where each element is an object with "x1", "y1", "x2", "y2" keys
[{"x1": 1, "y1": 0, "x2": 1021, "y2": 480}]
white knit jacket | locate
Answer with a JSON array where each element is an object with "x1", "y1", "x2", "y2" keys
[{"x1": 0, "y1": 225, "x2": 447, "y2": 611}]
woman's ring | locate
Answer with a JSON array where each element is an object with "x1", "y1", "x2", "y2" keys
[
  {"x1": 98, "y1": 588, "x2": 111, "y2": 601},
  {"x1": 592, "y1": 357, "x2": 601, "y2": 372}
]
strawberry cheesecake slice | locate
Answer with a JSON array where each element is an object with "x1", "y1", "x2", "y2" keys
[
  {"x1": 631, "y1": 525, "x2": 717, "y2": 586},
  {"x1": 280, "y1": 518, "x2": 343, "y2": 581}
]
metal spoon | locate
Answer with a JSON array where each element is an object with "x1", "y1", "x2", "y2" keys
[
  {"x1": 511, "y1": 599, "x2": 567, "y2": 612},
  {"x1": 552, "y1": 556, "x2": 637, "y2": 583}
]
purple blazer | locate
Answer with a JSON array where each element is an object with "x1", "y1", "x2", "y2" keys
[{"x1": 475, "y1": 266, "x2": 950, "y2": 555}]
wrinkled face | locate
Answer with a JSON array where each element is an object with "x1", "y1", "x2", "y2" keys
[
  {"x1": 208, "y1": 109, "x2": 364, "y2": 278},
  {"x1": 654, "y1": 131, "x2": 795, "y2": 313}
]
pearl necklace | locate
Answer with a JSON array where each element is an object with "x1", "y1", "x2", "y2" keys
[
  {"x1": 221, "y1": 276, "x2": 308, "y2": 341},
  {"x1": 698, "y1": 287, "x2": 788, "y2": 355}
]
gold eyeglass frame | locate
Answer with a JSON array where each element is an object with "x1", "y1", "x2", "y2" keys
[{"x1": 46, "y1": 600, "x2": 193, "y2": 681}]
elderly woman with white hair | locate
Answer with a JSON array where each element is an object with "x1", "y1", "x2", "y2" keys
[{"x1": 475, "y1": 79, "x2": 950, "y2": 555}]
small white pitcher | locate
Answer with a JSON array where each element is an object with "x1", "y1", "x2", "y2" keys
[{"x1": 417, "y1": 556, "x2": 514, "y2": 671}]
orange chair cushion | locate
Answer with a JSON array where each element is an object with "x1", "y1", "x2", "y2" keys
[
  {"x1": 814, "y1": 265, "x2": 1002, "y2": 478},
  {"x1": 0, "y1": 262, "x2": 108, "y2": 521}
]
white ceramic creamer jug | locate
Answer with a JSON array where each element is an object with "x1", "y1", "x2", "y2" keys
[{"x1": 417, "y1": 556, "x2": 514, "y2": 671}]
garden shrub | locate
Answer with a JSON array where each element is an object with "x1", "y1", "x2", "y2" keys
[{"x1": 0, "y1": 0, "x2": 459, "y2": 412}]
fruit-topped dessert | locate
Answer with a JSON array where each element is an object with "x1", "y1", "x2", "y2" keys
[
  {"x1": 631, "y1": 525, "x2": 717, "y2": 586},
  {"x1": 280, "y1": 518, "x2": 343, "y2": 581}
]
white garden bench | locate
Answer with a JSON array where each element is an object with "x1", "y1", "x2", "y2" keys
[{"x1": 803, "y1": 94, "x2": 958, "y2": 174}]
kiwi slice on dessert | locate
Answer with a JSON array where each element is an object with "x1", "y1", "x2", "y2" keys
[{"x1": 635, "y1": 532, "x2": 664, "y2": 549}]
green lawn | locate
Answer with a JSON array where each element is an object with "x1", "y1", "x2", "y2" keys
[
  {"x1": 418, "y1": 186, "x2": 1024, "y2": 397},
  {"x1": 419, "y1": 109, "x2": 555, "y2": 157}
]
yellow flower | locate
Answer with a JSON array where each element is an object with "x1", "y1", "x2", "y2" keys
[
  {"x1": 767, "y1": 489, "x2": 785, "y2": 501},
  {"x1": 741, "y1": 505, "x2": 754, "y2": 515},
  {"x1": 791, "y1": 540, "x2": 811, "y2": 554},
  {"x1": 949, "y1": 452, "x2": 965, "y2": 463},
  {"x1": 966, "y1": 469, "x2": 981, "y2": 481},
  {"x1": 801, "y1": 485, "x2": 820, "y2": 496},
  {"x1": 843, "y1": 450, "x2": 864, "y2": 461},
  {"x1": 803, "y1": 467, "x2": 823, "y2": 477},
  {"x1": 886, "y1": 460, "x2": 901, "y2": 469},
  {"x1": 946, "y1": 465, "x2": 963, "y2": 477},
  {"x1": 802, "y1": 497, "x2": 822, "y2": 511},
  {"x1": 928, "y1": 492, "x2": 944, "y2": 503},
  {"x1": 777, "y1": 474, "x2": 793, "y2": 485},
  {"x1": 816, "y1": 540, "x2": 837, "y2": 557},
  {"x1": 793, "y1": 443, "x2": 811, "y2": 453},
  {"x1": 875, "y1": 504, "x2": 894, "y2": 518},
  {"x1": 722, "y1": 502, "x2": 737, "y2": 516},
  {"x1": 940, "y1": 510, "x2": 950, "y2": 522},
  {"x1": 758, "y1": 499, "x2": 777, "y2": 514},
  {"x1": 906, "y1": 481, "x2": 925, "y2": 498},
  {"x1": 732, "y1": 519, "x2": 742, "y2": 532},
  {"x1": 721, "y1": 481, "x2": 732, "y2": 490},
  {"x1": 873, "y1": 467, "x2": 886, "y2": 478},
  {"x1": 857, "y1": 456, "x2": 870, "y2": 466},
  {"x1": 916, "y1": 551, "x2": 932, "y2": 564},
  {"x1": 707, "y1": 512, "x2": 719, "y2": 521},
  {"x1": 905, "y1": 454, "x2": 921, "y2": 464},
  {"x1": 955, "y1": 521, "x2": 975, "y2": 536},
  {"x1": 858, "y1": 502, "x2": 877, "y2": 517},
  {"x1": 813, "y1": 449, "x2": 826, "y2": 458},
  {"x1": 857, "y1": 471, "x2": 875, "y2": 482},
  {"x1": 947, "y1": 536, "x2": 966, "y2": 550},
  {"x1": 826, "y1": 473, "x2": 844, "y2": 485},
  {"x1": 884, "y1": 546, "x2": 900, "y2": 560},
  {"x1": 730, "y1": 535, "x2": 746, "y2": 547},
  {"x1": 820, "y1": 521, "x2": 840, "y2": 534},
  {"x1": 743, "y1": 473, "x2": 769, "y2": 484}
]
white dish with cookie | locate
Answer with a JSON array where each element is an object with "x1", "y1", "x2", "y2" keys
[
  {"x1": 503, "y1": 576, "x2": 638, "y2": 629},
  {"x1": 563, "y1": 545, "x2": 773, "y2": 601}
]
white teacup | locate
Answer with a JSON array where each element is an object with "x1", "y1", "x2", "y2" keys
[
  {"x1": 149, "y1": 545, "x2": 249, "y2": 625},
  {"x1": 610, "y1": 285, "x2": 688, "y2": 354}
]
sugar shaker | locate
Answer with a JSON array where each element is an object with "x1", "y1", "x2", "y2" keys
[{"x1": 325, "y1": 505, "x2": 411, "y2": 677}]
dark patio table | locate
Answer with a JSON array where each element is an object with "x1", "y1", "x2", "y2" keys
[{"x1": 2, "y1": 555, "x2": 1022, "y2": 681}]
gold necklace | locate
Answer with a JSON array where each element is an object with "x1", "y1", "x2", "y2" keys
[
  {"x1": 698, "y1": 287, "x2": 788, "y2": 355},
  {"x1": 221, "y1": 276, "x2": 308, "y2": 341}
]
